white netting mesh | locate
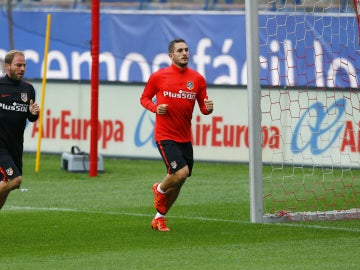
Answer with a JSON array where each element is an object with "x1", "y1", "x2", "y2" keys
[{"x1": 259, "y1": 0, "x2": 360, "y2": 221}]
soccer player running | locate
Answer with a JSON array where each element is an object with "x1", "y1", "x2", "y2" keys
[
  {"x1": 0, "y1": 50, "x2": 40, "y2": 209},
  {"x1": 140, "y1": 38, "x2": 214, "y2": 231}
]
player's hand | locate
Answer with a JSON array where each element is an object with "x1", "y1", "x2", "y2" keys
[
  {"x1": 157, "y1": 104, "x2": 168, "y2": 115},
  {"x1": 204, "y1": 99, "x2": 213, "y2": 112},
  {"x1": 29, "y1": 99, "x2": 40, "y2": 115}
]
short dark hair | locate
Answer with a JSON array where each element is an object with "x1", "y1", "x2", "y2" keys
[
  {"x1": 168, "y1": 38, "x2": 187, "y2": 53},
  {"x1": 5, "y1": 50, "x2": 24, "y2": 65}
]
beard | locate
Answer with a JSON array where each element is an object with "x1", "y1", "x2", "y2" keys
[
  {"x1": 174, "y1": 57, "x2": 188, "y2": 68},
  {"x1": 9, "y1": 69, "x2": 23, "y2": 80},
  {"x1": 178, "y1": 62, "x2": 187, "y2": 68}
]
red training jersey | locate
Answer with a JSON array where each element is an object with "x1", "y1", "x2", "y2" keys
[{"x1": 140, "y1": 64, "x2": 211, "y2": 142}]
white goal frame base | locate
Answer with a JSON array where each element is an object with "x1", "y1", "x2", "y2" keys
[{"x1": 263, "y1": 208, "x2": 360, "y2": 223}]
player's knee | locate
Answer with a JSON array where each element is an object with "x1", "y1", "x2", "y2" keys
[
  {"x1": 10, "y1": 176, "x2": 22, "y2": 190},
  {"x1": 14, "y1": 176, "x2": 22, "y2": 184},
  {"x1": 176, "y1": 166, "x2": 189, "y2": 183}
]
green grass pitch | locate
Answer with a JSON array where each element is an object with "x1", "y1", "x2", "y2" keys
[{"x1": 1, "y1": 153, "x2": 360, "y2": 269}]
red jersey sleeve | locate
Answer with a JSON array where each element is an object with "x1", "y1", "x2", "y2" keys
[
  {"x1": 140, "y1": 74, "x2": 158, "y2": 113},
  {"x1": 196, "y1": 75, "x2": 212, "y2": 115}
]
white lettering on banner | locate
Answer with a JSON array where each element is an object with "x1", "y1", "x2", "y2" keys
[
  {"x1": 22, "y1": 38, "x2": 357, "y2": 87},
  {"x1": 46, "y1": 50, "x2": 70, "y2": 79},
  {"x1": 71, "y1": 51, "x2": 117, "y2": 80},
  {"x1": 24, "y1": 49, "x2": 40, "y2": 66},
  {"x1": 119, "y1": 53, "x2": 151, "y2": 82},
  {"x1": 314, "y1": 40, "x2": 324, "y2": 87},
  {"x1": 193, "y1": 38, "x2": 212, "y2": 78},
  {"x1": 152, "y1": 53, "x2": 171, "y2": 73},
  {"x1": 212, "y1": 39, "x2": 238, "y2": 84},
  {"x1": 192, "y1": 38, "x2": 238, "y2": 84},
  {"x1": 72, "y1": 51, "x2": 91, "y2": 80},
  {"x1": 31, "y1": 109, "x2": 124, "y2": 148},
  {"x1": 261, "y1": 39, "x2": 357, "y2": 88}
]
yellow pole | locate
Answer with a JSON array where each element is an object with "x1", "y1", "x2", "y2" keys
[{"x1": 35, "y1": 14, "x2": 51, "y2": 173}]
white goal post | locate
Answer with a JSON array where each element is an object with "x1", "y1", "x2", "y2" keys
[
  {"x1": 245, "y1": 0, "x2": 263, "y2": 223},
  {"x1": 246, "y1": 0, "x2": 360, "y2": 223}
]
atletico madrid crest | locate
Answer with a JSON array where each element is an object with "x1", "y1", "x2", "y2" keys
[
  {"x1": 186, "y1": 81, "x2": 194, "y2": 90},
  {"x1": 21, "y1": 93, "x2": 28, "y2": 102},
  {"x1": 6, "y1": 167, "x2": 14, "y2": 176},
  {"x1": 170, "y1": 161, "x2": 177, "y2": 169}
]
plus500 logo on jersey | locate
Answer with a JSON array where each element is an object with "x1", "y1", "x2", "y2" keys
[
  {"x1": 0, "y1": 102, "x2": 28, "y2": 112},
  {"x1": 163, "y1": 90, "x2": 196, "y2": 100}
]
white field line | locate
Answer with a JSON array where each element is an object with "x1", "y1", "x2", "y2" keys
[{"x1": 4, "y1": 206, "x2": 360, "y2": 233}]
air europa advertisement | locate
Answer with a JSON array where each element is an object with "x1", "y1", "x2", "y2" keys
[{"x1": 23, "y1": 81, "x2": 360, "y2": 167}]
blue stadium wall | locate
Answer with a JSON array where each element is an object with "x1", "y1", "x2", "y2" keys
[{"x1": 0, "y1": 10, "x2": 358, "y2": 88}]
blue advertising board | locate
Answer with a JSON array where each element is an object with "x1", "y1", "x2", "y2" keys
[{"x1": 0, "y1": 10, "x2": 358, "y2": 87}]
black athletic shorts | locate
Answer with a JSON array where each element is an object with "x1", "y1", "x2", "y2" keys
[
  {"x1": 0, "y1": 148, "x2": 22, "y2": 182},
  {"x1": 156, "y1": 140, "x2": 194, "y2": 176}
]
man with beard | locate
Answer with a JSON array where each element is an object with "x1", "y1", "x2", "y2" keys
[
  {"x1": 140, "y1": 39, "x2": 214, "y2": 231},
  {"x1": 0, "y1": 50, "x2": 40, "y2": 209}
]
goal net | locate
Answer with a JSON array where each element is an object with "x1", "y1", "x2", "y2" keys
[{"x1": 258, "y1": 0, "x2": 360, "y2": 222}]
